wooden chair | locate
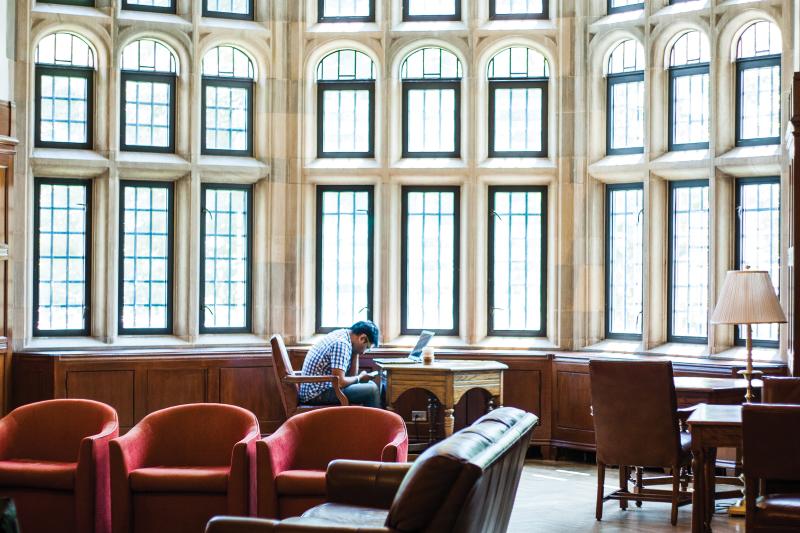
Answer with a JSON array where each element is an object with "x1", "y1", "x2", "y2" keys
[
  {"x1": 270, "y1": 334, "x2": 348, "y2": 420},
  {"x1": 590, "y1": 360, "x2": 692, "y2": 525},
  {"x1": 763, "y1": 376, "x2": 800, "y2": 404}
]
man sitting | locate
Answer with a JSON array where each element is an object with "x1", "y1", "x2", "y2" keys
[{"x1": 299, "y1": 320, "x2": 381, "y2": 408}]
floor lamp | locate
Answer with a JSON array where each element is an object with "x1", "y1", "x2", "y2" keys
[{"x1": 710, "y1": 269, "x2": 786, "y2": 516}]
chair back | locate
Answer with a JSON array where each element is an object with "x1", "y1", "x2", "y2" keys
[
  {"x1": 763, "y1": 376, "x2": 800, "y2": 404},
  {"x1": 3, "y1": 399, "x2": 118, "y2": 462},
  {"x1": 386, "y1": 407, "x2": 537, "y2": 533},
  {"x1": 589, "y1": 360, "x2": 682, "y2": 468},
  {"x1": 137, "y1": 403, "x2": 259, "y2": 467},
  {"x1": 270, "y1": 334, "x2": 299, "y2": 418},
  {"x1": 742, "y1": 404, "x2": 800, "y2": 481}
]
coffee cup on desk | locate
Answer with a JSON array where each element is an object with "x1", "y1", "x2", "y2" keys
[{"x1": 422, "y1": 347, "x2": 435, "y2": 365}]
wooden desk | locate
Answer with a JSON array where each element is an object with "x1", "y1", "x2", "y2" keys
[
  {"x1": 687, "y1": 404, "x2": 742, "y2": 533},
  {"x1": 674, "y1": 377, "x2": 761, "y2": 407},
  {"x1": 375, "y1": 359, "x2": 507, "y2": 437}
]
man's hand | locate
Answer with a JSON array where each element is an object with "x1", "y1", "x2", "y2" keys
[{"x1": 357, "y1": 370, "x2": 370, "y2": 383}]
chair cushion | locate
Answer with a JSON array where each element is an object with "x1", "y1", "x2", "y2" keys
[
  {"x1": 756, "y1": 494, "x2": 800, "y2": 526},
  {"x1": 289, "y1": 502, "x2": 388, "y2": 528},
  {"x1": 275, "y1": 470, "x2": 325, "y2": 496},
  {"x1": 129, "y1": 466, "x2": 229, "y2": 493},
  {"x1": 0, "y1": 459, "x2": 76, "y2": 490}
]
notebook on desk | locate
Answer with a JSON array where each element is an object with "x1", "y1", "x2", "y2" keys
[{"x1": 372, "y1": 331, "x2": 435, "y2": 364}]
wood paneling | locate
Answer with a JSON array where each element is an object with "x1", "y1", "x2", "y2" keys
[
  {"x1": 220, "y1": 366, "x2": 282, "y2": 433},
  {"x1": 552, "y1": 362, "x2": 595, "y2": 449},
  {"x1": 144, "y1": 369, "x2": 207, "y2": 414},
  {"x1": 66, "y1": 370, "x2": 135, "y2": 429}
]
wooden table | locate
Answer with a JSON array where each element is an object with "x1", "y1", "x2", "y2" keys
[
  {"x1": 674, "y1": 377, "x2": 761, "y2": 407},
  {"x1": 687, "y1": 404, "x2": 742, "y2": 533},
  {"x1": 375, "y1": 359, "x2": 507, "y2": 437}
]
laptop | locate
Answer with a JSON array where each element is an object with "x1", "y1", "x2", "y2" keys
[{"x1": 372, "y1": 330, "x2": 435, "y2": 365}]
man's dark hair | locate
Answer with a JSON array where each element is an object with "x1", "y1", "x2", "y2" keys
[{"x1": 351, "y1": 320, "x2": 380, "y2": 348}]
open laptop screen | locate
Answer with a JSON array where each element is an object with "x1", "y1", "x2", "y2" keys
[{"x1": 409, "y1": 330, "x2": 435, "y2": 360}]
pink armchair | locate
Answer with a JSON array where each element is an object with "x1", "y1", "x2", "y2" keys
[
  {"x1": 257, "y1": 406, "x2": 408, "y2": 519},
  {"x1": 109, "y1": 403, "x2": 260, "y2": 533},
  {"x1": 0, "y1": 399, "x2": 119, "y2": 533}
]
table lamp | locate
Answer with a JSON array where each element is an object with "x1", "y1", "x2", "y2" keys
[{"x1": 710, "y1": 270, "x2": 786, "y2": 403}]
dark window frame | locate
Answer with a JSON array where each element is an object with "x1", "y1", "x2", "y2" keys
[
  {"x1": 401, "y1": 185, "x2": 461, "y2": 336},
  {"x1": 199, "y1": 183, "x2": 253, "y2": 334},
  {"x1": 607, "y1": 0, "x2": 644, "y2": 14},
  {"x1": 120, "y1": 71, "x2": 177, "y2": 153},
  {"x1": 35, "y1": 65, "x2": 94, "y2": 150},
  {"x1": 487, "y1": 185, "x2": 548, "y2": 337},
  {"x1": 318, "y1": 0, "x2": 375, "y2": 22},
  {"x1": 734, "y1": 176, "x2": 781, "y2": 348},
  {"x1": 667, "y1": 179, "x2": 709, "y2": 344},
  {"x1": 604, "y1": 182, "x2": 643, "y2": 341},
  {"x1": 37, "y1": 0, "x2": 94, "y2": 6},
  {"x1": 122, "y1": 0, "x2": 176, "y2": 14},
  {"x1": 316, "y1": 80, "x2": 375, "y2": 158},
  {"x1": 402, "y1": 0, "x2": 461, "y2": 21},
  {"x1": 668, "y1": 63, "x2": 710, "y2": 151},
  {"x1": 489, "y1": 0, "x2": 548, "y2": 20},
  {"x1": 118, "y1": 180, "x2": 175, "y2": 336},
  {"x1": 202, "y1": 0, "x2": 254, "y2": 20},
  {"x1": 402, "y1": 79, "x2": 461, "y2": 158},
  {"x1": 315, "y1": 185, "x2": 375, "y2": 334},
  {"x1": 201, "y1": 77, "x2": 255, "y2": 157},
  {"x1": 488, "y1": 78, "x2": 548, "y2": 158},
  {"x1": 735, "y1": 54, "x2": 781, "y2": 147},
  {"x1": 606, "y1": 71, "x2": 644, "y2": 156},
  {"x1": 32, "y1": 177, "x2": 92, "y2": 337}
]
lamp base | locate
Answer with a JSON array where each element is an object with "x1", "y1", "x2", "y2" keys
[
  {"x1": 736, "y1": 369, "x2": 764, "y2": 403},
  {"x1": 728, "y1": 498, "x2": 746, "y2": 516}
]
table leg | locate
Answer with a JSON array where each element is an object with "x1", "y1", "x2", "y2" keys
[
  {"x1": 705, "y1": 448, "x2": 717, "y2": 528},
  {"x1": 692, "y1": 446, "x2": 706, "y2": 533},
  {"x1": 427, "y1": 396, "x2": 439, "y2": 444},
  {"x1": 443, "y1": 408, "x2": 455, "y2": 437}
]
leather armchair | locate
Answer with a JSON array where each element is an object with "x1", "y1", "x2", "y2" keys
[
  {"x1": 0, "y1": 399, "x2": 119, "y2": 533},
  {"x1": 207, "y1": 407, "x2": 538, "y2": 533},
  {"x1": 110, "y1": 403, "x2": 260, "y2": 533},
  {"x1": 257, "y1": 406, "x2": 408, "y2": 519},
  {"x1": 742, "y1": 404, "x2": 800, "y2": 532}
]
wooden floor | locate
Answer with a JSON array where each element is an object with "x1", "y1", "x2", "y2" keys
[{"x1": 508, "y1": 460, "x2": 744, "y2": 532}]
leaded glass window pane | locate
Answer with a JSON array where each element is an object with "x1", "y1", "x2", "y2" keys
[
  {"x1": 321, "y1": 0, "x2": 372, "y2": 19},
  {"x1": 670, "y1": 182, "x2": 709, "y2": 340},
  {"x1": 489, "y1": 188, "x2": 546, "y2": 335},
  {"x1": 606, "y1": 185, "x2": 643, "y2": 337},
  {"x1": 317, "y1": 188, "x2": 372, "y2": 330},
  {"x1": 609, "y1": 0, "x2": 643, "y2": 12},
  {"x1": 123, "y1": 79, "x2": 172, "y2": 149},
  {"x1": 202, "y1": 186, "x2": 250, "y2": 331},
  {"x1": 205, "y1": 0, "x2": 251, "y2": 17},
  {"x1": 492, "y1": 0, "x2": 545, "y2": 17},
  {"x1": 609, "y1": 77, "x2": 644, "y2": 151},
  {"x1": 406, "y1": 88, "x2": 457, "y2": 153},
  {"x1": 205, "y1": 84, "x2": 250, "y2": 152},
  {"x1": 203, "y1": 46, "x2": 255, "y2": 79},
  {"x1": 120, "y1": 183, "x2": 172, "y2": 333},
  {"x1": 739, "y1": 64, "x2": 781, "y2": 142},
  {"x1": 122, "y1": 40, "x2": 177, "y2": 74},
  {"x1": 34, "y1": 180, "x2": 89, "y2": 335},
  {"x1": 401, "y1": 48, "x2": 462, "y2": 80},
  {"x1": 671, "y1": 70, "x2": 709, "y2": 148},
  {"x1": 124, "y1": 0, "x2": 173, "y2": 11},
  {"x1": 35, "y1": 33, "x2": 94, "y2": 68},
  {"x1": 403, "y1": 189, "x2": 458, "y2": 333},
  {"x1": 39, "y1": 74, "x2": 89, "y2": 144},
  {"x1": 405, "y1": 0, "x2": 457, "y2": 17},
  {"x1": 738, "y1": 179, "x2": 781, "y2": 343}
]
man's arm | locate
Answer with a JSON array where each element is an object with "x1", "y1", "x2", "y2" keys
[{"x1": 332, "y1": 368, "x2": 368, "y2": 388}]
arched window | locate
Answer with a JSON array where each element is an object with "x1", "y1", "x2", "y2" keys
[
  {"x1": 736, "y1": 20, "x2": 781, "y2": 146},
  {"x1": 120, "y1": 39, "x2": 178, "y2": 152},
  {"x1": 401, "y1": 47, "x2": 462, "y2": 158},
  {"x1": 487, "y1": 47, "x2": 549, "y2": 157},
  {"x1": 606, "y1": 39, "x2": 644, "y2": 155},
  {"x1": 34, "y1": 32, "x2": 95, "y2": 149},
  {"x1": 203, "y1": 0, "x2": 253, "y2": 20},
  {"x1": 316, "y1": 50, "x2": 375, "y2": 158},
  {"x1": 490, "y1": 0, "x2": 547, "y2": 20},
  {"x1": 122, "y1": 0, "x2": 174, "y2": 14},
  {"x1": 609, "y1": 0, "x2": 643, "y2": 14},
  {"x1": 668, "y1": 30, "x2": 710, "y2": 151},
  {"x1": 319, "y1": 0, "x2": 374, "y2": 22},
  {"x1": 201, "y1": 45, "x2": 255, "y2": 156},
  {"x1": 403, "y1": 0, "x2": 460, "y2": 21}
]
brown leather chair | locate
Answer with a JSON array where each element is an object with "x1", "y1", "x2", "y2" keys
[
  {"x1": 742, "y1": 404, "x2": 800, "y2": 532},
  {"x1": 763, "y1": 376, "x2": 800, "y2": 404},
  {"x1": 205, "y1": 407, "x2": 539, "y2": 533},
  {"x1": 590, "y1": 360, "x2": 692, "y2": 525},
  {"x1": 270, "y1": 334, "x2": 348, "y2": 419}
]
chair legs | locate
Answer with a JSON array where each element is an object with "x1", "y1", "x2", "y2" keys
[
  {"x1": 671, "y1": 466, "x2": 680, "y2": 526},
  {"x1": 619, "y1": 465, "x2": 628, "y2": 510},
  {"x1": 635, "y1": 467, "x2": 643, "y2": 508},
  {"x1": 596, "y1": 461, "x2": 605, "y2": 521}
]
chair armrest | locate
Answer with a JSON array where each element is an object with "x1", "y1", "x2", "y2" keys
[
  {"x1": 206, "y1": 516, "x2": 390, "y2": 533},
  {"x1": 0, "y1": 416, "x2": 16, "y2": 459},
  {"x1": 326, "y1": 460, "x2": 412, "y2": 509},
  {"x1": 677, "y1": 404, "x2": 699, "y2": 432},
  {"x1": 77, "y1": 419, "x2": 119, "y2": 533},
  {"x1": 282, "y1": 376, "x2": 348, "y2": 406},
  {"x1": 380, "y1": 429, "x2": 409, "y2": 462},
  {"x1": 230, "y1": 427, "x2": 261, "y2": 516}
]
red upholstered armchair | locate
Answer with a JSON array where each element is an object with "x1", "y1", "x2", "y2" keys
[
  {"x1": 0, "y1": 399, "x2": 119, "y2": 533},
  {"x1": 109, "y1": 403, "x2": 260, "y2": 533},
  {"x1": 257, "y1": 406, "x2": 408, "y2": 519}
]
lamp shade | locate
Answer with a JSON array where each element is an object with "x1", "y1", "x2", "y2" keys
[{"x1": 710, "y1": 270, "x2": 787, "y2": 325}]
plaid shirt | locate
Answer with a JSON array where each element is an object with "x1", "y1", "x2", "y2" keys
[{"x1": 298, "y1": 329, "x2": 352, "y2": 401}]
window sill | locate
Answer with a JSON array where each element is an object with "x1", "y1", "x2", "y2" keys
[
  {"x1": 476, "y1": 337, "x2": 557, "y2": 350},
  {"x1": 650, "y1": 0, "x2": 709, "y2": 20},
  {"x1": 198, "y1": 17, "x2": 268, "y2": 33},
  {"x1": 588, "y1": 153, "x2": 646, "y2": 180},
  {"x1": 646, "y1": 342, "x2": 709, "y2": 358},
  {"x1": 117, "y1": 10, "x2": 191, "y2": 28},
  {"x1": 393, "y1": 21, "x2": 467, "y2": 33},
  {"x1": 650, "y1": 149, "x2": 711, "y2": 178},
  {"x1": 117, "y1": 152, "x2": 191, "y2": 179},
  {"x1": 717, "y1": 0, "x2": 771, "y2": 11},
  {"x1": 198, "y1": 155, "x2": 270, "y2": 181},
  {"x1": 31, "y1": 148, "x2": 109, "y2": 177},
  {"x1": 23, "y1": 334, "x2": 268, "y2": 352},
  {"x1": 478, "y1": 19, "x2": 557, "y2": 33},
  {"x1": 392, "y1": 158, "x2": 467, "y2": 170},
  {"x1": 588, "y1": 9, "x2": 644, "y2": 33},
  {"x1": 584, "y1": 339, "x2": 643, "y2": 353},
  {"x1": 32, "y1": 3, "x2": 110, "y2": 20},
  {"x1": 715, "y1": 144, "x2": 782, "y2": 177},
  {"x1": 478, "y1": 157, "x2": 557, "y2": 173},
  {"x1": 305, "y1": 158, "x2": 381, "y2": 171},
  {"x1": 306, "y1": 22, "x2": 381, "y2": 34},
  {"x1": 712, "y1": 345, "x2": 782, "y2": 364}
]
